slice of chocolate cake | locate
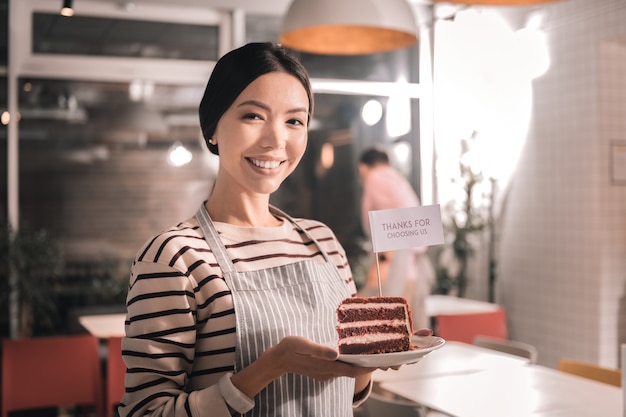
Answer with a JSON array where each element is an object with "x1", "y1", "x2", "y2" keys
[{"x1": 336, "y1": 296, "x2": 414, "y2": 355}]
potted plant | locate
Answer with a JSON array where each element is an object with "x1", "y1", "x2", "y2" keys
[
  {"x1": 434, "y1": 135, "x2": 490, "y2": 297},
  {"x1": 0, "y1": 224, "x2": 64, "y2": 337}
]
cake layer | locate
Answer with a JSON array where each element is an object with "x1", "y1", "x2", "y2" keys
[
  {"x1": 339, "y1": 296, "x2": 408, "y2": 305},
  {"x1": 337, "y1": 305, "x2": 409, "y2": 323},
  {"x1": 338, "y1": 332, "x2": 406, "y2": 345},
  {"x1": 338, "y1": 337, "x2": 411, "y2": 355},
  {"x1": 336, "y1": 323, "x2": 410, "y2": 338},
  {"x1": 336, "y1": 296, "x2": 415, "y2": 355}
]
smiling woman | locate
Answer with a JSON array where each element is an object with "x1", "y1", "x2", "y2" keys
[{"x1": 119, "y1": 42, "x2": 380, "y2": 417}]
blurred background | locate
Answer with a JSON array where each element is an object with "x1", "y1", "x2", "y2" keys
[{"x1": 0, "y1": 0, "x2": 625, "y2": 372}]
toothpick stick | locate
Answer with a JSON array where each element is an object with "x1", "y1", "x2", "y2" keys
[{"x1": 375, "y1": 254, "x2": 382, "y2": 297}]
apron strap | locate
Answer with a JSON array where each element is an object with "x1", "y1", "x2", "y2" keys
[{"x1": 196, "y1": 203, "x2": 236, "y2": 274}]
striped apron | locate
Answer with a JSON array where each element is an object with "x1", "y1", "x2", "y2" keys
[{"x1": 196, "y1": 204, "x2": 354, "y2": 417}]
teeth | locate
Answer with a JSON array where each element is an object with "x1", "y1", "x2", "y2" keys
[{"x1": 251, "y1": 159, "x2": 281, "y2": 169}]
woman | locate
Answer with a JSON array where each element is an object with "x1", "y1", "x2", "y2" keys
[{"x1": 118, "y1": 42, "x2": 376, "y2": 417}]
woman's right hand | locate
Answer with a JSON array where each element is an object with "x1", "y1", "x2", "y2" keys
[
  {"x1": 266, "y1": 336, "x2": 374, "y2": 381},
  {"x1": 230, "y1": 336, "x2": 374, "y2": 399}
]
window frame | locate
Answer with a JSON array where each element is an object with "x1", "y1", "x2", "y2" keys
[{"x1": 11, "y1": 0, "x2": 232, "y2": 85}]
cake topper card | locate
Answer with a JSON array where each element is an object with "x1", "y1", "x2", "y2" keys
[{"x1": 368, "y1": 204, "x2": 444, "y2": 253}]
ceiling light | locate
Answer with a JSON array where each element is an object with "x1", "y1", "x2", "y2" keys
[
  {"x1": 280, "y1": 0, "x2": 418, "y2": 55},
  {"x1": 168, "y1": 142, "x2": 193, "y2": 167},
  {"x1": 320, "y1": 143, "x2": 335, "y2": 170},
  {"x1": 60, "y1": 0, "x2": 74, "y2": 17},
  {"x1": 362, "y1": 99, "x2": 383, "y2": 126},
  {"x1": 1, "y1": 111, "x2": 10, "y2": 126}
]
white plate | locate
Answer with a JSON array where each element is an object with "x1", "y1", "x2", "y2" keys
[{"x1": 338, "y1": 335, "x2": 445, "y2": 368}]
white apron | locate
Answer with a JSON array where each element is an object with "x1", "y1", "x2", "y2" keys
[{"x1": 196, "y1": 204, "x2": 354, "y2": 417}]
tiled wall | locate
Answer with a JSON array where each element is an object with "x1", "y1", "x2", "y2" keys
[
  {"x1": 498, "y1": 0, "x2": 626, "y2": 368},
  {"x1": 599, "y1": 31, "x2": 626, "y2": 366}
]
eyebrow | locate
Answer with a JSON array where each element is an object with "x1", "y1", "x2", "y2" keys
[{"x1": 237, "y1": 100, "x2": 308, "y2": 115}]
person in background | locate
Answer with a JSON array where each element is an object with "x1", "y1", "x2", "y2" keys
[
  {"x1": 118, "y1": 42, "x2": 376, "y2": 417},
  {"x1": 358, "y1": 146, "x2": 435, "y2": 330}
]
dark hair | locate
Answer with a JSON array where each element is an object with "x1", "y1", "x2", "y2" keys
[
  {"x1": 199, "y1": 42, "x2": 313, "y2": 155},
  {"x1": 359, "y1": 147, "x2": 390, "y2": 167}
]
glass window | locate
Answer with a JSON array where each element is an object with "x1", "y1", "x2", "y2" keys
[
  {"x1": 16, "y1": 77, "x2": 215, "y2": 333},
  {"x1": 32, "y1": 12, "x2": 219, "y2": 61}
]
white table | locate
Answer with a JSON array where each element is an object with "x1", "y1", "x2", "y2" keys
[
  {"x1": 378, "y1": 342, "x2": 622, "y2": 417},
  {"x1": 426, "y1": 294, "x2": 501, "y2": 317},
  {"x1": 79, "y1": 313, "x2": 126, "y2": 338}
]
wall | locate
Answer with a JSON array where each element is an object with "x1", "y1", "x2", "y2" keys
[
  {"x1": 600, "y1": 40, "x2": 626, "y2": 365},
  {"x1": 498, "y1": 0, "x2": 626, "y2": 368},
  {"x1": 19, "y1": 142, "x2": 216, "y2": 267}
]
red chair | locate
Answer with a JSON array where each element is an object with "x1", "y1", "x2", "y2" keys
[
  {"x1": 2, "y1": 334, "x2": 105, "y2": 417},
  {"x1": 107, "y1": 336, "x2": 126, "y2": 417},
  {"x1": 435, "y1": 308, "x2": 508, "y2": 344}
]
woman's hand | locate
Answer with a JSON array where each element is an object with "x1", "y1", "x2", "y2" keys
[
  {"x1": 266, "y1": 336, "x2": 375, "y2": 381},
  {"x1": 230, "y1": 336, "x2": 374, "y2": 400}
]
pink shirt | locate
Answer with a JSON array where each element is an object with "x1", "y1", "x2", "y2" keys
[{"x1": 361, "y1": 165, "x2": 421, "y2": 236}]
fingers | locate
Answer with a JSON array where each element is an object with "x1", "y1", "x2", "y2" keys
[
  {"x1": 268, "y1": 337, "x2": 375, "y2": 381},
  {"x1": 299, "y1": 342, "x2": 339, "y2": 361},
  {"x1": 375, "y1": 364, "x2": 402, "y2": 371},
  {"x1": 414, "y1": 328, "x2": 433, "y2": 336},
  {"x1": 281, "y1": 336, "x2": 338, "y2": 360}
]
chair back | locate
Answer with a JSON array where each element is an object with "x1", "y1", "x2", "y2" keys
[
  {"x1": 107, "y1": 336, "x2": 126, "y2": 417},
  {"x1": 557, "y1": 358, "x2": 622, "y2": 387},
  {"x1": 2, "y1": 334, "x2": 104, "y2": 417},
  {"x1": 435, "y1": 307, "x2": 508, "y2": 344},
  {"x1": 473, "y1": 335, "x2": 538, "y2": 364}
]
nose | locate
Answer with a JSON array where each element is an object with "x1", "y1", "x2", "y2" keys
[{"x1": 260, "y1": 121, "x2": 287, "y2": 149}]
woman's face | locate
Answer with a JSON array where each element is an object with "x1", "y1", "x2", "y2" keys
[{"x1": 213, "y1": 71, "x2": 309, "y2": 197}]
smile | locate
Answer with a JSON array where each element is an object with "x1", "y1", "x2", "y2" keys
[{"x1": 249, "y1": 158, "x2": 283, "y2": 169}]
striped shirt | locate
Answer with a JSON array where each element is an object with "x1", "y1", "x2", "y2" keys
[{"x1": 118, "y1": 214, "x2": 357, "y2": 417}]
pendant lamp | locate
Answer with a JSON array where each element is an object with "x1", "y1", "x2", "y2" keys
[
  {"x1": 433, "y1": 0, "x2": 561, "y2": 4},
  {"x1": 60, "y1": 0, "x2": 74, "y2": 17},
  {"x1": 280, "y1": 0, "x2": 418, "y2": 55}
]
